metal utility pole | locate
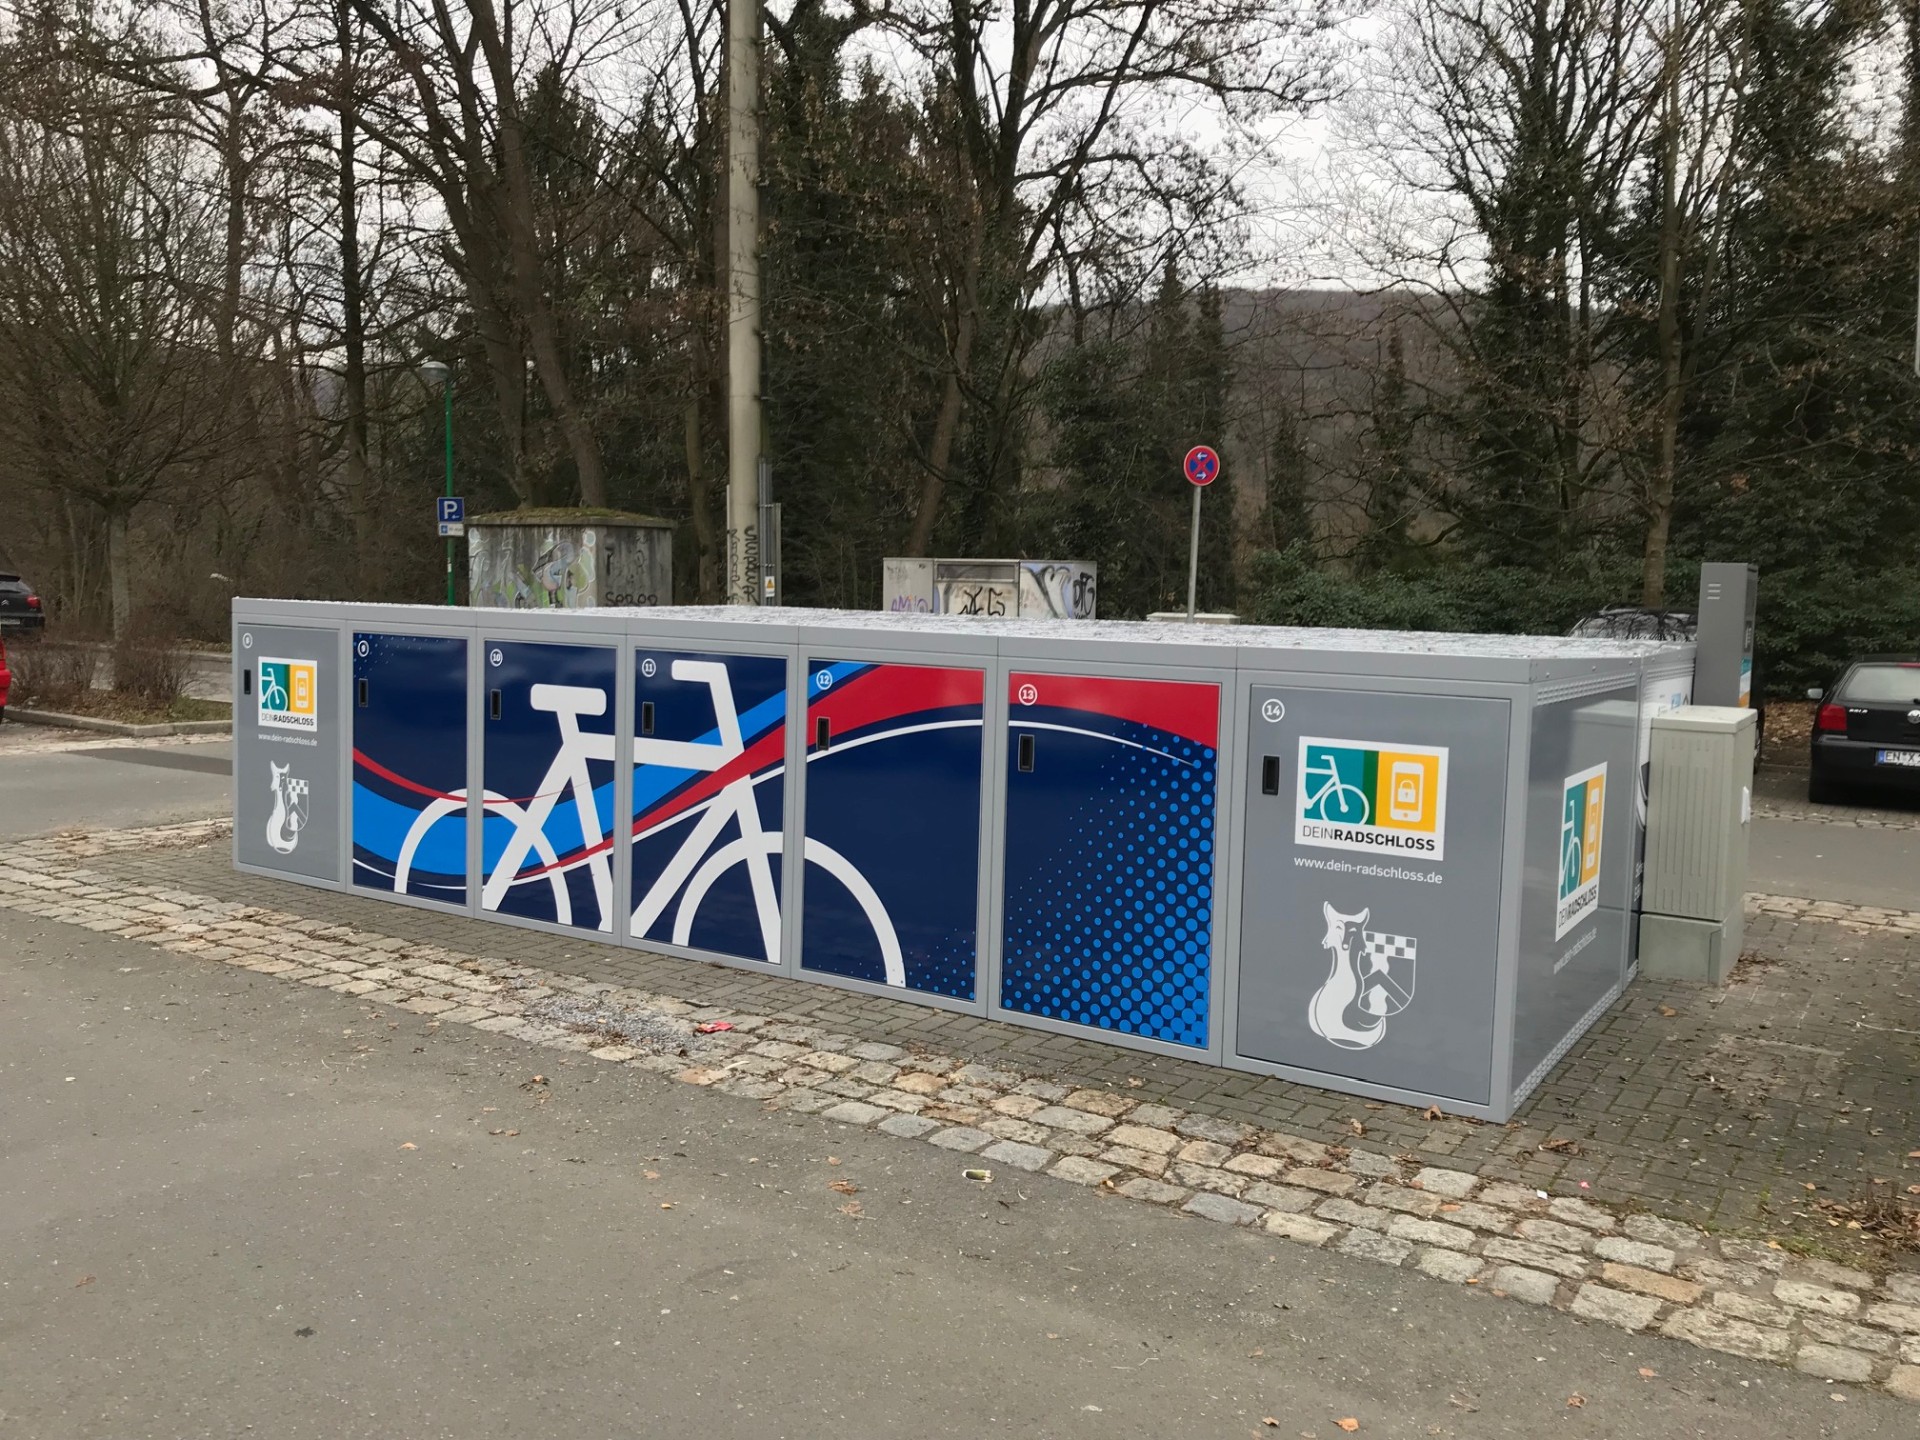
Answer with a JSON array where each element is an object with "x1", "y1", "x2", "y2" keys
[{"x1": 724, "y1": 0, "x2": 762, "y2": 605}]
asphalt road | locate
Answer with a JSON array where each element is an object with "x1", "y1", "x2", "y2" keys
[
  {"x1": 1748, "y1": 767, "x2": 1920, "y2": 911},
  {"x1": 0, "y1": 737, "x2": 230, "y2": 841},
  {"x1": 1, "y1": 911, "x2": 1908, "y2": 1440}
]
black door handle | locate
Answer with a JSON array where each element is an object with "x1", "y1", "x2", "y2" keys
[
  {"x1": 1261, "y1": 755, "x2": 1280, "y2": 795},
  {"x1": 489, "y1": 689, "x2": 502, "y2": 721},
  {"x1": 814, "y1": 716, "x2": 831, "y2": 751},
  {"x1": 640, "y1": 701, "x2": 655, "y2": 736},
  {"x1": 1017, "y1": 733, "x2": 1035, "y2": 772},
  {"x1": 242, "y1": 668, "x2": 252, "y2": 696},
  {"x1": 356, "y1": 678, "x2": 369, "y2": 708}
]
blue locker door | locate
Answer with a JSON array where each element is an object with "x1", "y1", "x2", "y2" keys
[
  {"x1": 351, "y1": 632, "x2": 468, "y2": 905},
  {"x1": 481, "y1": 639, "x2": 618, "y2": 932},
  {"x1": 799, "y1": 659, "x2": 984, "y2": 999},
  {"x1": 999, "y1": 672, "x2": 1221, "y2": 1049}
]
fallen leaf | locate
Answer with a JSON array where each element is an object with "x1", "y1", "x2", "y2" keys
[
  {"x1": 827, "y1": 1156, "x2": 841, "y2": 1166},
  {"x1": 505, "y1": 1129, "x2": 518, "y2": 1137},
  {"x1": 643, "y1": 1169, "x2": 660, "y2": 1180},
  {"x1": 74, "y1": 1275, "x2": 95, "y2": 1288},
  {"x1": 1336, "y1": 1420, "x2": 1360, "y2": 1433},
  {"x1": 1364, "y1": 1102, "x2": 1385, "y2": 1110},
  {"x1": 1908, "y1": 1150, "x2": 1920, "y2": 1159},
  {"x1": 1907, "y1": 1185, "x2": 1920, "y2": 1196},
  {"x1": 829, "y1": 1179, "x2": 860, "y2": 1195},
  {"x1": 693, "y1": 1021, "x2": 733, "y2": 1034},
  {"x1": 1803, "y1": 1183, "x2": 1818, "y2": 1191},
  {"x1": 399, "y1": 1142, "x2": 417, "y2": 1151},
  {"x1": 489, "y1": 1128, "x2": 505, "y2": 1136},
  {"x1": 1539, "y1": 1137, "x2": 1581, "y2": 1155},
  {"x1": 1637, "y1": 1368, "x2": 1657, "y2": 1379},
  {"x1": 1348, "y1": 1119, "x2": 1366, "y2": 1138},
  {"x1": 1125, "y1": 1077, "x2": 1144, "y2": 1087},
  {"x1": 660, "y1": 1202, "x2": 674, "y2": 1210},
  {"x1": 1438, "y1": 1202, "x2": 1461, "y2": 1212},
  {"x1": 1566, "y1": 1394, "x2": 1586, "y2": 1408},
  {"x1": 1423, "y1": 1105, "x2": 1444, "y2": 1121},
  {"x1": 1830, "y1": 1393, "x2": 1846, "y2": 1403},
  {"x1": 1658, "y1": 1005, "x2": 1677, "y2": 1017},
  {"x1": 1261, "y1": 1420, "x2": 1279, "y2": 1428},
  {"x1": 1248, "y1": 1347, "x2": 1264, "y2": 1357},
  {"x1": 838, "y1": 1200, "x2": 865, "y2": 1219}
]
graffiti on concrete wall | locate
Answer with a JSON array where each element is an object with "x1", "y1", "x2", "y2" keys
[
  {"x1": 1018, "y1": 562, "x2": 1097, "y2": 619},
  {"x1": 470, "y1": 524, "x2": 670, "y2": 609}
]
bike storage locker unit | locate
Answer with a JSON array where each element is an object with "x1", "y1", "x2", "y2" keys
[{"x1": 232, "y1": 600, "x2": 1682, "y2": 1121}]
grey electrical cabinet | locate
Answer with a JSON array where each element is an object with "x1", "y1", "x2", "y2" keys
[
  {"x1": 230, "y1": 598, "x2": 1683, "y2": 1121},
  {"x1": 1696, "y1": 563, "x2": 1759, "y2": 708},
  {"x1": 1638, "y1": 706, "x2": 1757, "y2": 984}
]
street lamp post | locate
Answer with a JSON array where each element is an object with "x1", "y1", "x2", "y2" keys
[{"x1": 420, "y1": 361, "x2": 454, "y2": 605}]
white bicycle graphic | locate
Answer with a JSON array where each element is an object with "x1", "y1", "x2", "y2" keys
[
  {"x1": 260, "y1": 672, "x2": 288, "y2": 711},
  {"x1": 1301, "y1": 751, "x2": 1370, "y2": 824},
  {"x1": 393, "y1": 662, "x2": 905, "y2": 982}
]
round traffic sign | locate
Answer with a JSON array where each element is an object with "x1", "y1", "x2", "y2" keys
[{"x1": 1183, "y1": 445, "x2": 1220, "y2": 486}]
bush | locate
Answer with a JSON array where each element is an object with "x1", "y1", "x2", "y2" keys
[
  {"x1": 111, "y1": 627, "x2": 189, "y2": 710},
  {"x1": 10, "y1": 640, "x2": 98, "y2": 709}
]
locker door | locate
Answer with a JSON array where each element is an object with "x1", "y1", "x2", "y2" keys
[
  {"x1": 998, "y1": 672, "x2": 1220, "y2": 1049},
  {"x1": 351, "y1": 632, "x2": 469, "y2": 906},
  {"x1": 799, "y1": 658, "x2": 984, "y2": 1000},
  {"x1": 480, "y1": 638, "x2": 618, "y2": 932}
]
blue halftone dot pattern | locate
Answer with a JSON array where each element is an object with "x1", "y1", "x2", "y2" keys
[{"x1": 1000, "y1": 728, "x2": 1216, "y2": 1048}]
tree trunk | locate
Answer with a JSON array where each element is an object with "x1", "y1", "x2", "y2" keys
[
  {"x1": 336, "y1": 3, "x2": 373, "y2": 581},
  {"x1": 1642, "y1": 12, "x2": 1685, "y2": 610},
  {"x1": 106, "y1": 507, "x2": 131, "y2": 640},
  {"x1": 905, "y1": 226, "x2": 982, "y2": 557}
]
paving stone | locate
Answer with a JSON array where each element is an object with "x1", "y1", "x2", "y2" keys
[
  {"x1": 1416, "y1": 1249, "x2": 1484, "y2": 1284},
  {"x1": 1241, "y1": 1183, "x2": 1318, "y2": 1214},
  {"x1": 1802, "y1": 1316, "x2": 1897, "y2": 1356},
  {"x1": 1789, "y1": 1258, "x2": 1874, "y2": 1291},
  {"x1": 1793, "y1": 1343, "x2": 1875, "y2": 1383},
  {"x1": 1716, "y1": 1240, "x2": 1787, "y2": 1273},
  {"x1": 990, "y1": 1094, "x2": 1046, "y2": 1119},
  {"x1": 867, "y1": 1089, "x2": 929, "y2": 1114},
  {"x1": 1344, "y1": 1149, "x2": 1400, "y2": 1180},
  {"x1": 1883, "y1": 1275, "x2": 1920, "y2": 1306},
  {"x1": 849, "y1": 1061, "x2": 901, "y2": 1085},
  {"x1": 980, "y1": 1140, "x2": 1054, "y2": 1172},
  {"x1": 1285, "y1": 1167, "x2": 1357, "y2": 1197},
  {"x1": 1593, "y1": 1237, "x2": 1677, "y2": 1273},
  {"x1": 1437, "y1": 1202, "x2": 1515, "y2": 1234},
  {"x1": 1479, "y1": 1238, "x2": 1589, "y2": 1281},
  {"x1": 1865, "y1": 1302, "x2": 1920, "y2": 1334},
  {"x1": 820, "y1": 1101, "x2": 889, "y2": 1127},
  {"x1": 1364, "y1": 1186, "x2": 1442, "y2": 1218},
  {"x1": 1410, "y1": 1167, "x2": 1479, "y2": 1199},
  {"x1": 715, "y1": 1077, "x2": 785, "y2": 1100},
  {"x1": 1886, "y1": 1365, "x2": 1920, "y2": 1403},
  {"x1": 1048, "y1": 1156, "x2": 1121, "y2": 1187},
  {"x1": 1685, "y1": 1258, "x2": 1771, "y2": 1291},
  {"x1": 1030, "y1": 1105, "x2": 1116, "y2": 1136},
  {"x1": 1709, "y1": 1292, "x2": 1792, "y2": 1328},
  {"x1": 1170, "y1": 1164, "x2": 1247, "y2": 1197},
  {"x1": 1012, "y1": 1080, "x2": 1070, "y2": 1102},
  {"x1": 1570, "y1": 1284, "x2": 1662, "y2": 1331},
  {"x1": 1255, "y1": 1131, "x2": 1331, "y2": 1164},
  {"x1": 981, "y1": 1116, "x2": 1050, "y2": 1146},
  {"x1": 1480, "y1": 1183, "x2": 1546, "y2": 1211},
  {"x1": 1774, "y1": 1279, "x2": 1862, "y2": 1318},
  {"x1": 953, "y1": 1063, "x2": 1023, "y2": 1090},
  {"x1": 937, "y1": 1083, "x2": 999, "y2": 1107},
  {"x1": 1062, "y1": 1089, "x2": 1135, "y2": 1117},
  {"x1": 877, "y1": 1114, "x2": 940, "y2": 1139},
  {"x1": 1223, "y1": 1153, "x2": 1288, "y2": 1179},
  {"x1": 1316, "y1": 1197, "x2": 1391, "y2": 1233},
  {"x1": 1100, "y1": 1146, "x2": 1170, "y2": 1177},
  {"x1": 1116, "y1": 1177, "x2": 1188, "y2": 1206},
  {"x1": 1177, "y1": 1140, "x2": 1234, "y2": 1167},
  {"x1": 1128, "y1": 1104, "x2": 1185, "y2": 1130},
  {"x1": 1514, "y1": 1218, "x2": 1594, "y2": 1253},
  {"x1": 1601, "y1": 1264, "x2": 1703, "y2": 1306},
  {"x1": 926, "y1": 1126, "x2": 994, "y2": 1153},
  {"x1": 1660, "y1": 1310, "x2": 1791, "y2": 1363},
  {"x1": 1174, "y1": 1114, "x2": 1254, "y2": 1146},
  {"x1": 1263, "y1": 1212, "x2": 1341, "y2": 1247},
  {"x1": 1183, "y1": 1192, "x2": 1262, "y2": 1226},
  {"x1": 471, "y1": 1014, "x2": 523, "y2": 1034},
  {"x1": 1338, "y1": 1229, "x2": 1413, "y2": 1266},
  {"x1": 1905, "y1": 1335, "x2": 1920, "y2": 1365},
  {"x1": 1547, "y1": 1197, "x2": 1618, "y2": 1233},
  {"x1": 847, "y1": 1041, "x2": 907, "y2": 1062},
  {"x1": 893, "y1": 1073, "x2": 947, "y2": 1096},
  {"x1": 1485, "y1": 1266, "x2": 1561, "y2": 1306},
  {"x1": 1104, "y1": 1124, "x2": 1181, "y2": 1156},
  {"x1": 441, "y1": 1005, "x2": 494, "y2": 1024}
]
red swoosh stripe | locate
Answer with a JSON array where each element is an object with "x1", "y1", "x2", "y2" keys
[{"x1": 1008, "y1": 672, "x2": 1217, "y2": 747}]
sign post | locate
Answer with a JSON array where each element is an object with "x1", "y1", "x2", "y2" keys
[
  {"x1": 436, "y1": 496, "x2": 465, "y2": 606},
  {"x1": 1182, "y1": 445, "x2": 1219, "y2": 621}
]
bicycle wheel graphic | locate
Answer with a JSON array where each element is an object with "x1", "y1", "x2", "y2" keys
[{"x1": 1318, "y1": 781, "x2": 1370, "y2": 825}]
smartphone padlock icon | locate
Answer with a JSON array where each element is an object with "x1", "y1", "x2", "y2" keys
[{"x1": 1388, "y1": 761, "x2": 1425, "y2": 824}]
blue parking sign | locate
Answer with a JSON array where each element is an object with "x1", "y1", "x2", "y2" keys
[{"x1": 436, "y1": 497, "x2": 465, "y2": 537}]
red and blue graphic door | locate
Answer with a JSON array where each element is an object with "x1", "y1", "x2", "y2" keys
[
  {"x1": 800, "y1": 659, "x2": 985, "y2": 1000},
  {"x1": 351, "y1": 632, "x2": 469, "y2": 906},
  {"x1": 481, "y1": 639, "x2": 619, "y2": 933},
  {"x1": 629, "y1": 650, "x2": 788, "y2": 964},
  {"x1": 999, "y1": 673, "x2": 1221, "y2": 1049}
]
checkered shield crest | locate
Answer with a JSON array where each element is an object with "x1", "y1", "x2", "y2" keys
[{"x1": 1359, "y1": 929, "x2": 1417, "y2": 1017}]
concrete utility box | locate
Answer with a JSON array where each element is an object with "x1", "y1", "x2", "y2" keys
[
  {"x1": 1639, "y1": 706, "x2": 1757, "y2": 984},
  {"x1": 1696, "y1": 563, "x2": 1758, "y2": 707},
  {"x1": 229, "y1": 600, "x2": 1676, "y2": 1121},
  {"x1": 468, "y1": 510, "x2": 672, "y2": 609},
  {"x1": 883, "y1": 558, "x2": 1097, "y2": 619}
]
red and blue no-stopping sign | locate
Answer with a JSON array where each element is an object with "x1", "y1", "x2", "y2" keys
[{"x1": 1183, "y1": 445, "x2": 1220, "y2": 486}]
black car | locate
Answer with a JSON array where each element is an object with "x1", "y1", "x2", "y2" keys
[
  {"x1": 0, "y1": 573, "x2": 44, "y2": 634},
  {"x1": 1808, "y1": 656, "x2": 1920, "y2": 803}
]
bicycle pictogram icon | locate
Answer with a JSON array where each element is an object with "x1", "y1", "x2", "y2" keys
[{"x1": 1301, "y1": 750, "x2": 1369, "y2": 824}]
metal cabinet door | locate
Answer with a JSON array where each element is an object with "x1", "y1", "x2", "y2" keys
[
  {"x1": 1236, "y1": 685, "x2": 1510, "y2": 1107},
  {"x1": 629, "y1": 648, "x2": 789, "y2": 965},
  {"x1": 351, "y1": 632, "x2": 469, "y2": 906},
  {"x1": 998, "y1": 672, "x2": 1221, "y2": 1050},
  {"x1": 799, "y1": 658, "x2": 985, "y2": 1000},
  {"x1": 480, "y1": 638, "x2": 619, "y2": 933},
  {"x1": 233, "y1": 623, "x2": 342, "y2": 884}
]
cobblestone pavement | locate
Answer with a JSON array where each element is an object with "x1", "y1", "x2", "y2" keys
[
  {"x1": 3, "y1": 819, "x2": 1917, "y2": 1405},
  {"x1": 1753, "y1": 765, "x2": 1920, "y2": 831}
]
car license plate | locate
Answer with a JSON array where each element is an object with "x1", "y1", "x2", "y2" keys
[{"x1": 1877, "y1": 749, "x2": 1920, "y2": 768}]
